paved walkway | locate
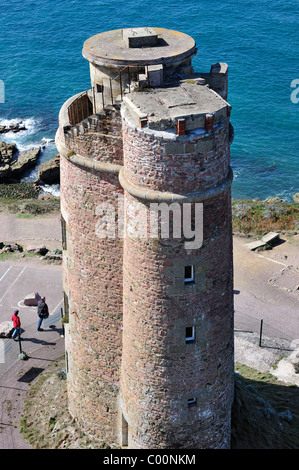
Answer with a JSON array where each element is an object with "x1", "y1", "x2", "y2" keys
[
  {"x1": 0, "y1": 212, "x2": 62, "y2": 251},
  {"x1": 0, "y1": 211, "x2": 298, "y2": 449},
  {"x1": 0, "y1": 314, "x2": 65, "y2": 449}
]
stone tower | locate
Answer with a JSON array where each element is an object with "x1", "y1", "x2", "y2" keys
[{"x1": 56, "y1": 27, "x2": 234, "y2": 449}]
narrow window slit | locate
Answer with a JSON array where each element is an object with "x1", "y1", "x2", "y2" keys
[
  {"x1": 188, "y1": 398, "x2": 197, "y2": 408},
  {"x1": 184, "y1": 265, "x2": 194, "y2": 284},
  {"x1": 186, "y1": 326, "x2": 195, "y2": 344}
]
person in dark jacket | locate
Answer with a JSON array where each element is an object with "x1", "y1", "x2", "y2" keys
[
  {"x1": 37, "y1": 296, "x2": 49, "y2": 331},
  {"x1": 11, "y1": 310, "x2": 21, "y2": 341}
]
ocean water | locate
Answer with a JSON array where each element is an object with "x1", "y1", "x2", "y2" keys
[{"x1": 0, "y1": 0, "x2": 298, "y2": 200}]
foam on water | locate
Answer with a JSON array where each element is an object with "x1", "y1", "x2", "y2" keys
[
  {"x1": 0, "y1": 117, "x2": 42, "y2": 150},
  {"x1": 40, "y1": 184, "x2": 60, "y2": 197},
  {"x1": 0, "y1": 0, "x2": 298, "y2": 201}
]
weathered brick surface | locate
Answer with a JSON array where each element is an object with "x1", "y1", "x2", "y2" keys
[
  {"x1": 120, "y1": 114, "x2": 233, "y2": 448},
  {"x1": 122, "y1": 119, "x2": 230, "y2": 194},
  {"x1": 60, "y1": 117, "x2": 124, "y2": 446},
  {"x1": 59, "y1": 74, "x2": 234, "y2": 448},
  {"x1": 66, "y1": 107, "x2": 123, "y2": 164},
  {"x1": 121, "y1": 189, "x2": 233, "y2": 448}
]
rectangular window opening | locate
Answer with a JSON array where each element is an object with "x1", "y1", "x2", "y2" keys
[
  {"x1": 121, "y1": 414, "x2": 129, "y2": 447},
  {"x1": 188, "y1": 398, "x2": 197, "y2": 408},
  {"x1": 61, "y1": 216, "x2": 67, "y2": 250},
  {"x1": 63, "y1": 291, "x2": 69, "y2": 318},
  {"x1": 186, "y1": 326, "x2": 195, "y2": 344},
  {"x1": 184, "y1": 265, "x2": 194, "y2": 284},
  {"x1": 65, "y1": 350, "x2": 69, "y2": 374}
]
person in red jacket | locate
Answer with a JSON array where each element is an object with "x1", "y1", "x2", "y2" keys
[{"x1": 11, "y1": 310, "x2": 21, "y2": 341}]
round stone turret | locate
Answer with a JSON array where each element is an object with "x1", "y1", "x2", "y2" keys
[
  {"x1": 119, "y1": 78, "x2": 233, "y2": 449},
  {"x1": 82, "y1": 27, "x2": 197, "y2": 110},
  {"x1": 56, "y1": 26, "x2": 234, "y2": 449}
]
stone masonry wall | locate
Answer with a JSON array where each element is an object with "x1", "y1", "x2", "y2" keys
[
  {"x1": 120, "y1": 116, "x2": 234, "y2": 448},
  {"x1": 60, "y1": 110, "x2": 124, "y2": 446},
  {"x1": 122, "y1": 119, "x2": 230, "y2": 194},
  {"x1": 66, "y1": 106, "x2": 123, "y2": 164},
  {"x1": 59, "y1": 90, "x2": 233, "y2": 448},
  {"x1": 121, "y1": 190, "x2": 234, "y2": 448}
]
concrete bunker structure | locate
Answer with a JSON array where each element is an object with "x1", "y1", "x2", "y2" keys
[{"x1": 56, "y1": 26, "x2": 234, "y2": 449}]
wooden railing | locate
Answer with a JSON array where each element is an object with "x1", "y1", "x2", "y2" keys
[
  {"x1": 68, "y1": 91, "x2": 93, "y2": 126},
  {"x1": 67, "y1": 64, "x2": 150, "y2": 124}
]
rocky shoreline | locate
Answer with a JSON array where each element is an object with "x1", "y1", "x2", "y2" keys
[
  {"x1": 0, "y1": 139, "x2": 60, "y2": 186},
  {"x1": 0, "y1": 120, "x2": 60, "y2": 186},
  {"x1": 0, "y1": 121, "x2": 27, "y2": 134}
]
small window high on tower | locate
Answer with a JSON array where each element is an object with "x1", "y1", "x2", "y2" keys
[
  {"x1": 188, "y1": 398, "x2": 197, "y2": 408},
  {"x1": 184, "y1": 265, "x2": 194, "y2": 284},
  {"x1": 186, "y1": 326, "x2": 195, "y2": 343}
]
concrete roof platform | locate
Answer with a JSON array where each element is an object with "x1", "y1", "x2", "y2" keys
[
  {"x1": 83, "y1": 27, "x2": 197, "y2": 67},
  {"x1": 122, "y1": 79, "x2": 230, "y2": 132}
]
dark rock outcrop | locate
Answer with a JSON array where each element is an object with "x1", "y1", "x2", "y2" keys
[
  {"x1": 37, "y1": 154, "x2": 60, "y2": 184},
  {"x1": 293, "y1": 193, "x2": 299, "y2": 204},
  {"x1": 0, "y1": 141, "x2": 40, "y2": 181},
  {"x1": 0, "y1": 140, "x2": 18, "y2": 164},
  {"x1": 0, "y1": 121, "x2": 27, "y2": 134}
]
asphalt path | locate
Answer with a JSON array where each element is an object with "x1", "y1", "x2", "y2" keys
[
  {"x1": 0, "y1": 260, "x2": 63, "y2": 330},
  {"x1": 0, "y1": 209, "x2": 298, "y2": 449},
  {"x1": 233, "y1": 236, "x2": 299, "y2": 341},
  {"x1": 0, "y1": 257, "x2": 64, "y2": 449}
]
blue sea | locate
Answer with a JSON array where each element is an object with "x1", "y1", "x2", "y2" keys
[{"x1": 0, "y1": 0, "x2": 298, "y2": 201}]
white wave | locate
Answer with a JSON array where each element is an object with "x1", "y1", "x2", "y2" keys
[
  {"x1": 40, "y1": 184, "x2": 60, "y2": 197},
  {"x1": 18, "y1": 142, "x2": 42, "y2": 152},
  {"x1": 41, "y1": 137, "x2": 55, "y2": 147},
  {"x1": 0, "y1": 117, "x2": 40, "y2": 135},
  {"x1": 0, "y1": 118, "x2": 57, "y2": 156},
  {"x1": 0, "y1": 117, "x2": 42, "y2": 150},
  {"x1": 22, "y1": 167, "x2": 39, "y2": 182}
]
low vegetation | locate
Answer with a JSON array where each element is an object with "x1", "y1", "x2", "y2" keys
[
  {"x1": 232, "y1": 198, "x2": 299, "y2": 235},
  {"x1": 0, "y1": 183, "x2": 60, "y2": 215},
  {"x1": 19, "y1": 356, "x2": 102, "y2": 449},
  {"x1": 0, "y1": 182, "x2": 40, "y2": 200},
  {"x1": 232, "y1": 364, "x2": 299, "y2": 449},
  {"x1": 18, "y1": 356, "x2": 299, "y2": 449}
]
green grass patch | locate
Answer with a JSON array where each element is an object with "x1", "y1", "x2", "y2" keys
[
  {"x1": 0, "y1": 197, "x2": 60, "y2": 216},
  {"x1": 232, "y1": 199, "x2": 299, "y2": 235},
  {"x1": 232, "y1": 364, "x2": 299, "y2": 448},
  {"x1": 0, "y1": 183, "x2": 60, "y2": 216},
  {"x1": 0, "y1": 182, "x2": 40, "y2": 200},
  {"x1": 16, "y1": 213, "x2": 35, "y2": 219}
]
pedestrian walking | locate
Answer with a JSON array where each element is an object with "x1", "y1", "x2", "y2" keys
[
  {"x1": 11, "y1": 310, "x2": 21, "y2": 341},
  {"x1": 37, "y1": 296, "x2": 49, "y2": 331}
]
